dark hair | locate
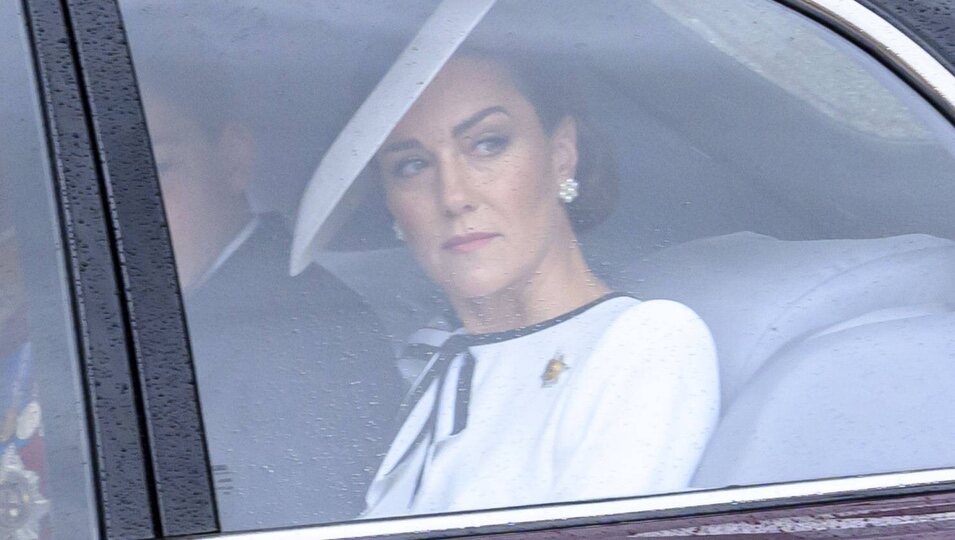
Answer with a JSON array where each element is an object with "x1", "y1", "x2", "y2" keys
[{"x1": 460, "y1": 48, "x2": 619, "y2": 232}]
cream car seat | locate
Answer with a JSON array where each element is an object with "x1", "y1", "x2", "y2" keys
[{"x1": 623, "y1": 232, "x2": 955, "y2": 486}]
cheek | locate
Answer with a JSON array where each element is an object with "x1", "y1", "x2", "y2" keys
[
  {"x1": 163, "y1": 156, "x2": 217, "y2": 212},
  {"x1": 386, "y1": 189, "x2": 460, "y2": 284},
  {"x1": 161, "y1": 181, "x2": 201, "y2": 233},
  {"x1": 495, "y1": 154, "x2": 560, "y2": 226},
  {"x1": 386, "y1": 188, "x2": 417, "y2": 228},
  {"x1": 501, "y1": 138, "x2": 556, "y2": 194},
  {"x1": 160, "y1": 172, "x2": 213, "y2": 244},
  {"x1": 386, "y1": 189, "x2": 440, "y2": 246}
]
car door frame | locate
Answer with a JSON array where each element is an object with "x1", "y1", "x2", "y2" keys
[{"x1": 21, "y1": 0, "x2": 215, "y2": 538}]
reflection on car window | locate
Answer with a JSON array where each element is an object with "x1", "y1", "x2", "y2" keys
[
  {"x1": 0, "y1": 3, "x2": 98, "y2": 539},
  {"x1": 119, "y1": 0, "x2": 955, "y2": 532}
]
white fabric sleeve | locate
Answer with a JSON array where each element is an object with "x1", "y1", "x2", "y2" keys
[{"x1": 550, "y1": 299, "x2": 720, "y2": 501}]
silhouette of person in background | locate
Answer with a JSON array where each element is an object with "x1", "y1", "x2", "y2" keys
[{"x1": 143, "y1": 89, "x2": 403, "y2": 528}]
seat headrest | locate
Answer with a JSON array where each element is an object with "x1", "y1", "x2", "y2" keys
[{"x1": 622, "y1": 232, "x2": 955, "y2": 403}]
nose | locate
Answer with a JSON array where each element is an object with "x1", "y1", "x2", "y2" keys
[{"x1": 436, "y1": 153, "x2": 476, "y2": 217}]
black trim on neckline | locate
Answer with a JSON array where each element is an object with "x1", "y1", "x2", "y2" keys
[
  {"x1": 389, "y1": 293, "x2": 639, "y2": 459},
  {"x1": 459, "y1": 292, "x2": 639, "y2": 347}
]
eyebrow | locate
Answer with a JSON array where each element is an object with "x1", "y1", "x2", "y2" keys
[
  {"x1": 380, "y1": 139, "x2": 421, "y2": 154},
  {"x1": 380, "y1": 106, "x2": 510, "y2": 155},
  {"x1": 452, "y1": 106, "x2": 509, "y2": 137}
]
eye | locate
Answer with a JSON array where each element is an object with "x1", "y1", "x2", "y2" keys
[
  {"x1": 392, "y1": 157, "x2": 430, "y2": 179},
  {"x1": 473, "y1": 135, "x2": 509, "y2": 157}
]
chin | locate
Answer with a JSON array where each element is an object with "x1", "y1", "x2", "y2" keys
[{"x1": 441, "y1": 272, "x2": 513, "y2": 303}]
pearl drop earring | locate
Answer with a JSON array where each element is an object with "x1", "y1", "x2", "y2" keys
[
  {"x1": 392, "y1": 222, "x2": 406, "y2": 241},
  {"x1": 558, "y1": 177, "x2": 579, "y2": 204}
]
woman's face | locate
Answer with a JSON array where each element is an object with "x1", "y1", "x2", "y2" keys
[{"x1": 378, "y1": 56, "x2": 578, "y2": 302}]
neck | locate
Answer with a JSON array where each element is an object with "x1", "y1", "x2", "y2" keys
[
  {"x1": 451, "y1": 239, "x2": 609, "y2": 334},
  {"x1": 181, "y1": 205, "x2": 254, "y2": 292}
]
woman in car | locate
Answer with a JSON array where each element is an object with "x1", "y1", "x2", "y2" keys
[{"x1": 362, "y1": 51, "x2": 720, "y2": 517}]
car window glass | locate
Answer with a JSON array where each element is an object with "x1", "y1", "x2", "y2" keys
[
  {"x1": 118, "y1": 0, "x2": 955, "y2": 533},
  {"x1": 0, "y1": 3, "x2": 99, "y2": 539}
]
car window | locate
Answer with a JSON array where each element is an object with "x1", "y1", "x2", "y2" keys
[
  {"x1": 0, "y1": 3, "x2": 99, "y2": 539},
  {"x1": 118, "y1": 0, "x2": 955, "y2": 534}
]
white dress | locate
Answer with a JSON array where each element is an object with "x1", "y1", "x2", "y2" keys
[{"x1": 364, "y1": 294, "x2": 720, "y2": 518}]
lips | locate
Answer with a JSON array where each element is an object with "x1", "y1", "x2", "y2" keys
[{"x1": 442, "y1": 232, "x2": 500, "y2": 253}]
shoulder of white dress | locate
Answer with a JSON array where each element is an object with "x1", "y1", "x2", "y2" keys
[
  {"x1": 595, "y1": 298, "x2": 716, "y2": 366},
  {"x1": 613, "y1": 298, "x2": 707, "y2": 329}
]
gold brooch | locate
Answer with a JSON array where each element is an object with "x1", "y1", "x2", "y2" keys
[{"x1": 541, "y1": 353, "x2": 569, "y2": 388}]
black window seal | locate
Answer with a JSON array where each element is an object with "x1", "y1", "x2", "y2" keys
[
  {"x1": 53, "y1": 0, "x2": 220, "y2": 536},
  {"x1": 20, "y1": 0, "x2": 158, "y2": 538}
]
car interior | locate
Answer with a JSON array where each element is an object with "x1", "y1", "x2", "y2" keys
[
  {"x1": 121, "y1": 0, "x2": 955, "y2": 499},
  {"x1": 310, "y1": 0, "x2": 955, "y2": 491}
]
